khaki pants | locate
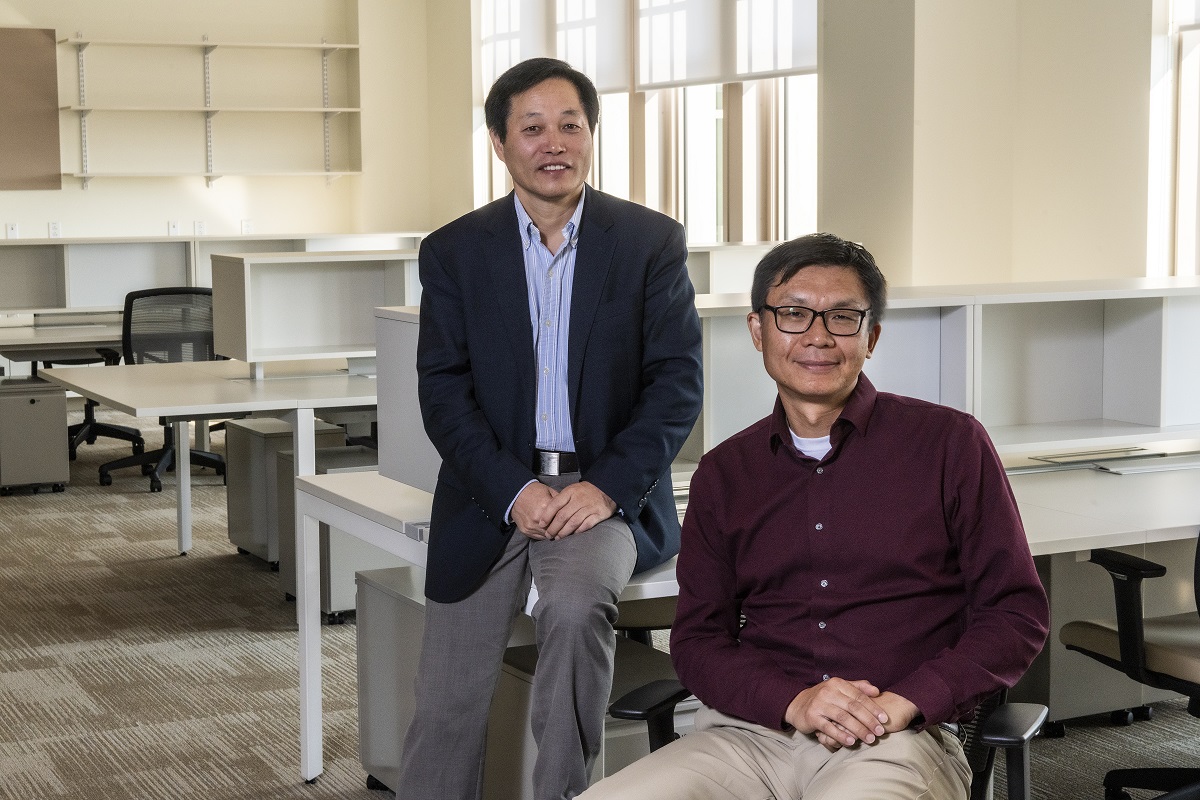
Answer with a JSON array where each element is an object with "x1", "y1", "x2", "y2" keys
[{"x1": 580, "y1": 705, "x2": 971, "y2": 800}]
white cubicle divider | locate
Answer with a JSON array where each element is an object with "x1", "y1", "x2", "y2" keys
[
  {"x1": 374, "y1": 306, "x2": 440, "y2": 493},
  {"x1": 211, "y1": 250, "x2": 420, "y2": 375}
]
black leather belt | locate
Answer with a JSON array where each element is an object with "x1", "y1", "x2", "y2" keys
[{"x1": 534, "y1": 449, "x2": 578, "y2": 476}]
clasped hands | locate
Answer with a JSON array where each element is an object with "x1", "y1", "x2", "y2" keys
[
  {"x1": 785, "y1": 677, "x2": 920, "y2": 752},
  {"x1": 512, "y1": 480, "x2": 617, "y2": 540}
]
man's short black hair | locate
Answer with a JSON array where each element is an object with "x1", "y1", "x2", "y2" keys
[
  {"x1": 484, "y1": 57, "x2": 600, "y2": 144},
  {"x1": 750, "y1": 233, "x2": 888, "y2": 324}
]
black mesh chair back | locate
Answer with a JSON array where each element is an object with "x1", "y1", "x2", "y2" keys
[
  {"x1": 122, "y1": 288, "x2": 216, "y2": 366},
  {"x1": 98, "y1": 287, "x2": 224, "y2": 492}
]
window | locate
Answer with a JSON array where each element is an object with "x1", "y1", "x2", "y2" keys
[{"x1": 474, "y1": 0, "x2": 816, "y2": 242}]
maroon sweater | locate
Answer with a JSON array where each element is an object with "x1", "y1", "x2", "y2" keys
[{"x1": 671, "y1": 374, "x2": 1049, "y2": 730}]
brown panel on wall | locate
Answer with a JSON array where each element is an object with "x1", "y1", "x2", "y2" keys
[{"x1": 0, "y1": 28, "x2": 62, "y2": 191}]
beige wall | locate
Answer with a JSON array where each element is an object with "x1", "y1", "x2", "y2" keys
[
  {"x1": 0, "y1": 0, "x2": 474, "y2": 239},
  {"x1": 820, "y1": 0, "x2": 1152, "y2": 286}
]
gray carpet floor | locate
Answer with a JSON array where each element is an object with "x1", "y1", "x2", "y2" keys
[{"x1": 0, "y1": 408, "x2": 1198, "y2": 799}]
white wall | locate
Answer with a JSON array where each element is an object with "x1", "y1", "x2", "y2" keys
[
  {"x1": 820, "y1": 0, "x2": 1152, "y2": 285},
  {"x1": 0, "y1": 0, "x2": 474, "y2": 239}
]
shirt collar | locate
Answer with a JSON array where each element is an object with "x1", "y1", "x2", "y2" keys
[
  {"x1": 768, "y1": 373, "x2": 879, "y2": 455},
  {"x1": 514, "y1": 190, "x2": 586, "y2": 251}
]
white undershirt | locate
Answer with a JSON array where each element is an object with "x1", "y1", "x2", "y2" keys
[{"x1": 790, "y1": 430, "x2": 832, "y2": 460}]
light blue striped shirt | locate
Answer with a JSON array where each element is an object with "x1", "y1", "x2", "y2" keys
[{"x1": 515, "y1": 193, "x2": 584, "y2": 453}]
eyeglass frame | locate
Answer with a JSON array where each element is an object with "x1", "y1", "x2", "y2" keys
[{"x1": 759, "y1": 304, "x2": 872, "y2": 336}]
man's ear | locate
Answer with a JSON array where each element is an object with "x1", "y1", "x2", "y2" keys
[
  {"x1": 865, "y1": 323, "x2": 882, "y2": 357},
  {"x1": 489, "y1": 129, "x2": 506, "y2": 162},
  {"x1": 747, "y1": 311, "x2": 765, "y2": 353}
]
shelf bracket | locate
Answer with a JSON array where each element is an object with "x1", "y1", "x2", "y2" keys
[
  {"x1": 75, "y1": 34, "x2": 90, "y2": 188},
  {"x1": 203, "y1": 36, "x2": 215, "y2": 180}
]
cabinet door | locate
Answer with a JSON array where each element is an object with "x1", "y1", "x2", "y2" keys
[{"x1": 0, "y1": 390, "x2": 68, "y2": 486}]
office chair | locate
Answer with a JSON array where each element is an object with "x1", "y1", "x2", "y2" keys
[
  {"x1": 97, "y1": 288, "x2": 226, "y2": 492},
  {"x1": 608, "y1": 683, "x2": 1047, "y2": 800},
  {"x1": 40, "y1": 350, "x2": 145, "y2": 460},
  {"x1": 1060, "y1": 541, "x2": 1200, "y2": 800}
]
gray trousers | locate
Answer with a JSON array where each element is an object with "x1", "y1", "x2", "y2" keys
[{"x1": 396, "y1": 472, "x2": 638, "y2": 800}]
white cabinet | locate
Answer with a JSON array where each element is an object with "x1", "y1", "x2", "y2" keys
[
  {"x1": 211, "y1": 250, "x2": 420, "y2": 369},
  {"x1": 58, "y1": 37, "x2": 360, "y2": 185},
  {"x1": 685, "y1": 243, "x2": 774, "y2": 294}
]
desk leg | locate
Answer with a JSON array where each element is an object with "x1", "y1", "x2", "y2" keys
[
  {"x1": 287, "y1": 407, "x2": 323, "y2": 781},
  {"x1": 174, "y1": 420, "x2": 192, "y2": 554},
  {"x1": 297, "y1": 500, "x2": 324, "y2": 782}
]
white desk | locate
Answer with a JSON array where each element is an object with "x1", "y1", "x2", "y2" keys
[
  {"x1": 40, "y1": 359, "x2": 377, "y2": 554},
  {"x1": 294, "y1": 470, "x2": 680, "y2": 782},
  {"x1": 0, "y1": 322, "x2": 123, "y2": 366},
  {"x1": 292, "y1": 464, "x2": 1200, "y2": 782}
]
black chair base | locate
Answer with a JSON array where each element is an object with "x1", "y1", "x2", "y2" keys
[
  {"x1": 69, "y1": 399, "x2": 144, "y2": 460},
  {"x1": 99, "y1": 419, "x2": 224, "y2": 492},
  {"x1": 1104, "y1": 768, "x2": 1200, "y2": 800}
]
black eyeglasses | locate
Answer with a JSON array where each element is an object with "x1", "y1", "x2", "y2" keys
[{"x1": 760, "y1": 305, "x2": 870, "y2": 336}]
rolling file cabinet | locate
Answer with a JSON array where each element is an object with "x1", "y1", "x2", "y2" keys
[
  {"x1": 277, "y1": 446, "x2": 411, "y2": 619},
  {"x1": 224, "y1": 417, "x2": 346, "y2": 564},
  {"x1": 0, "y1": 378, "x2": 69, "y2": 494}
]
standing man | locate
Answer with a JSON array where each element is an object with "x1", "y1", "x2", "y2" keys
[
  {"x1": 581, "y1": 234, "x2": 1049, "y2": 800},
  {"x1": 396, "y1": 58, "x2": 704, "y2": 800}
]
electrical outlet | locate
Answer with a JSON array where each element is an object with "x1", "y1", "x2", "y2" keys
[
  {"x1": 167, "y1": 221, "x2": 180, "y2": 236},
  {"x1": 240, "y1": 219, "x2": 254, "y2": 235},
  {"x1": 48, "y1": 221, "x2": 61, "y2": 238},
  {"x1": 194, "y1": 221, "x2": 207, "y2": 235},
  {"x1": 5, "y1": 223, "x2": 17, "y2": 239}
]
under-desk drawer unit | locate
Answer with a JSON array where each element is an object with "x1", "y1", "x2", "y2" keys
[
  {"x1": 0, "y1": 378, "x2": 69, "y2": 491},
  {"x1": 211, "y1": 250, "x2": 420, "y2": 364}
]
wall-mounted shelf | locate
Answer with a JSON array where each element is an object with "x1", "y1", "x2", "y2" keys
[{"x1": 58, "y1": 36, "x2": 361, "y2": 186}]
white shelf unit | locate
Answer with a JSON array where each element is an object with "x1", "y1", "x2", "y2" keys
[
  {"x1": 211, "y1": 250, "x2": 420, "y2": 370},
  {"x1": 967, "y1": 278, "x2": 1200, "y2": 454},
  {"x1": 193, "y1": 231, "x2": 425, "y2": 287},
  {"x1": 0, "y1": 237, "x2": 191, "y2": 314},
  {"x1": 58, "y1": 37, "x2": 360, "y2": 186},
  {"x1": 684, "y1": 243, "x2": 775, "y2": 294},
  {"x1": 0, "y1": 233, "x2": 425, "y2": 317}
]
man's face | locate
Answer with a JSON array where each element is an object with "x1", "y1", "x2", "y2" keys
[
  {"x1": 747, "y1": 264, "x2": 881, "y2": 412},
  {"x1": 490, "y1": 77, "x2": 593, "y2": 208}
]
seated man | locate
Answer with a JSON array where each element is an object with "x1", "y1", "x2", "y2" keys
[{"x1": 581, "y1": 233, "x2": 1049, "y2": 800}]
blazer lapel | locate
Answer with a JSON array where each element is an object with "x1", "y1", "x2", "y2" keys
[
  {"x1": 568, "y1": 187, "x2": 617, "y2": 407},
  {"x1": 481, "y1": 195, "x2": 536, "y2": 379}
]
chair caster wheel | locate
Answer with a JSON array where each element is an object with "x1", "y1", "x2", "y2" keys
[
  {"x1": 285, "y1": 593, "x2": 295, "y2": 602},
  {"x1": 326, "y1": 612, "x2": 346, "y2": 625},
  {"x1": 150, "y1": 479, "x2": 162, "y2": 493},
  {"x1": 141, "y1": 463, "x2": 155, "y2": 476},
  {"x1": 366, "y1": 774, "x2": 390, "y2": 791},
  {"x1": 1110, "y1": 709, "x2": 1134, "y2": 726},
  {"x1": 1132, "y1": 705, "x2": 1153, "y2": 721},
  {"x1": 99, "y1": 473, "x2": 112, "y2": 486},
  {"x1": 52, "y1": 484, "x2": 65, "y2": 493},
  {"x1": 1039, "y1": 720, "x2": 1066, "y2": 738}
]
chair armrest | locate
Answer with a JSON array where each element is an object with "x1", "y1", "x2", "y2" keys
[
  {"x1": 1088, "y1": 549, "x2": 1166, "y2": 581},
  {"x1": 609, "y1": 678, "x2": 693, "y2": 753},
  {"x1": 1086, "y1": 549, "x2": 1167, "y2": 683},
  {"x1": 608, "y1": 678, "x2": 691, "y2": 721},
  {"x1": 978, "y1": 702, "x2": 1048, "y2": 749}
]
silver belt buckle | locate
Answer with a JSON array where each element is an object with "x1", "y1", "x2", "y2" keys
[{"x1": 540, "y1": 450, "x2": 560, "y2": 475}]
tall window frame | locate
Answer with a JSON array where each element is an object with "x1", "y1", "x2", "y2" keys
[{"x1": 473, "y1": 0, "x2": 816, "y2": 242}]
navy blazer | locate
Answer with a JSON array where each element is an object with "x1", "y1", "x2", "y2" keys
[{"x1": 415, "y1": 186, "x2": 704, "y2": 603}]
